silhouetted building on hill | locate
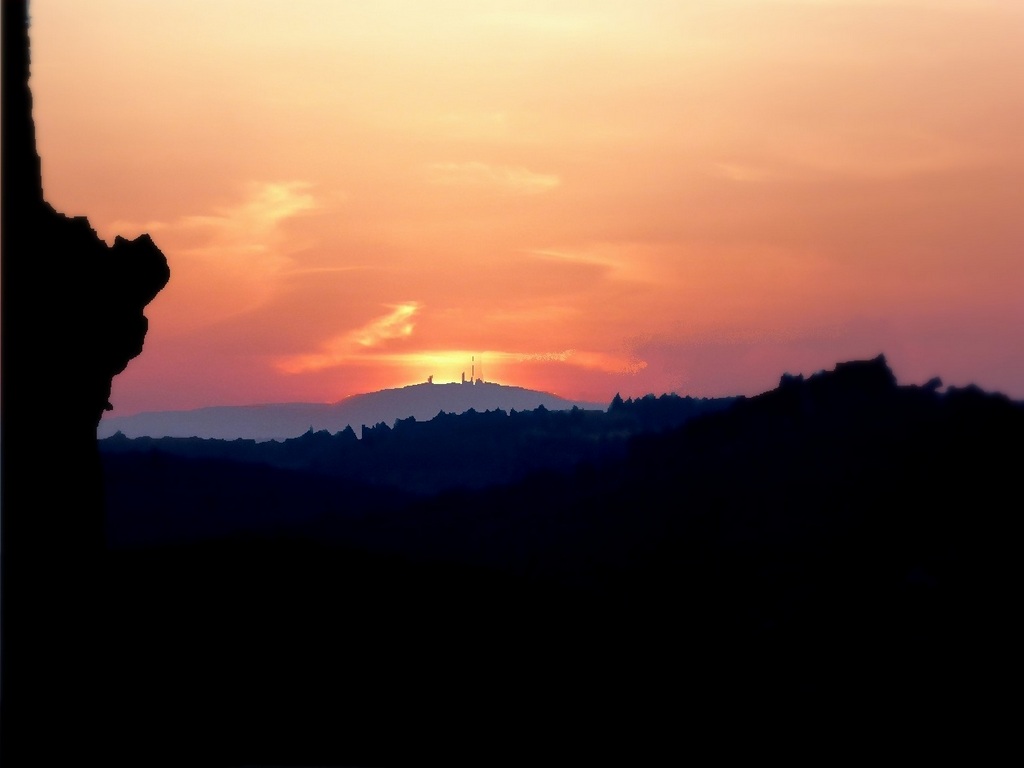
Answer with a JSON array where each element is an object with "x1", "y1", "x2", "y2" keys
[{"x1": 461, "y1": 354, "x2": 483, "y2": 385}]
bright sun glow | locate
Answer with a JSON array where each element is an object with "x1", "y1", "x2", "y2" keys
[{"x1": 28, "y1": 0, "x2": 1024, "y2": 413}]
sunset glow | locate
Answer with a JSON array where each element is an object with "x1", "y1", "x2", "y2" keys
[{"x1": 27, "y1": 0, "x2": 1024, "y2": 415}]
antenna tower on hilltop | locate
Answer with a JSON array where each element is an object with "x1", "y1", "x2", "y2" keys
[{"x1": 461, "y1": 354, "x2": 484, "y2": 385}]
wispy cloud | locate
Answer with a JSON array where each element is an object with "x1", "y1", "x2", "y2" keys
[
  {"x1": 714, "y1": 162, "x2": 770, "y2": 182},
  {"x1": 420, "y1": 111, "x2": 510, "y2": 140},
  {"x1": 277, "y1": 302, "x2": 421, "y2": 374},
  {"x1": 522, "y1": 247, "x2": 654, "y2": 283},
  {"x1": 179, "y1": 181, "x2": 317, "y2": 262},
  {"x1": 98, "y1": 181, "x2": 322, "y2": 329},
  {"x1": 101, "y1": 181, "x2": 317, "y2": 259},
  {"x1": 351, "y1": 303, "x2": 420, "y2": 347},
  {"x1": 282, "y1": 265, "x2": 369, "y2": 277},
  {"x1": 425, "y1": 162, "x2": 560, "y2": 193},
  {"x1": 501, "y1": 349, "x2": 647, "y2": 375}
]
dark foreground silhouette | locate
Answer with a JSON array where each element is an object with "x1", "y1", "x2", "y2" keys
[
  {"x1": 100, "y1": 390, "x2": 736, "y2": 517},
  {"x1": 1, "y1": 4, "x2": 169, "y2": 765},
  {"x1": 97, "y1": 356, "x2": 1021, "y2": 764}
]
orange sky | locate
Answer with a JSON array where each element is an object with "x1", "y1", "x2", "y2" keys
[{"x1": 28, "y1": 0, "x2": 1024, "y2": 415}]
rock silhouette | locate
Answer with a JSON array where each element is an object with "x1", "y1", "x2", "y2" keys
[{"x1": 1, "y1": 3, "x2": 170, "y2": 764}]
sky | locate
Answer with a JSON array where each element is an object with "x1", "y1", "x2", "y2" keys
[{"x1": 27, "y1": 0, "x2": 1024, "y2": 416}]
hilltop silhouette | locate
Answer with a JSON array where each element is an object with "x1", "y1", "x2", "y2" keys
[
  {"x1": 98, "y1": 379, "x2": 607, "y2": 440},
  {"x1": 100, "y1": 388, "x2": 734, "y2": 507},
  {"x1": 1, "y1": 3, "x2": 169, "y2": 764},
  {"x1": 93, "y1": 355, "x2": 1022, "y2": 762}
]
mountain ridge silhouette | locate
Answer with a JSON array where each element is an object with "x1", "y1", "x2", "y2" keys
[
  {"x1": 98, "y1": 379, "x2": 607, "y2": 439},
  {"x1": 95, "y1": 353, "x2": 1022, "y2": 763}
]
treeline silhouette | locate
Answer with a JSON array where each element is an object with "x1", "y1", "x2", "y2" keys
[
  {"x1": 94, "y1": 356, "x2": 1022, "y2": 763},
  {"x1": 100, "y1": 391, "x2": 736, "y2": 506}
]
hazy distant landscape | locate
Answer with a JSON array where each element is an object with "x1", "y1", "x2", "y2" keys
[
  {"x1": 97, "y1": 355, "x2": 1023, "y2": 762},
  {"x1": 98, "y1": 379, "x2": 606, "y2": 440},
  {"x1": 100, "y1": 381, "x2": 736, "y2": 544}
]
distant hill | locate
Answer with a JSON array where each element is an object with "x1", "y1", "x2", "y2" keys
[
  {"x1": 95, "y1": 354, "x2": 1024, "y2": 762},
  {"x1": 100, "y1": 391, "x2": 737, "y2": 507},
  {"x1": 97, "y1": 381, "x2": 607, "y2": 440}
]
